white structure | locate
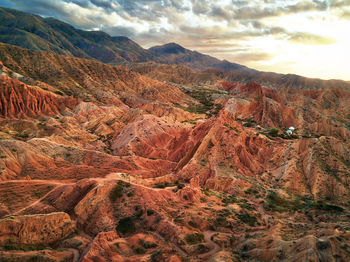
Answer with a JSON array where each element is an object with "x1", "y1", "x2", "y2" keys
[
  {"x1": 286, "y1": 130, "x2": 292, "y2": 135},
  {"x1": 288, "y1": 126, "x2": 295, "y2": 131}
]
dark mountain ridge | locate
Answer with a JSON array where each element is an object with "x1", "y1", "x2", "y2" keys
[
  {"x1": 1, "y1": 6, "x2": 350, "y2": 91},
  {"x1": 0, "y1": 7, "x2": 155, "y2": 64}
]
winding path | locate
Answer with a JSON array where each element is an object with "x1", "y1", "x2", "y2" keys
[
  {"x1": 150, "y1": 231, "x2": 187, "y2": 257},
  {"x1": 198, "y1": 231, "x2": 221, "y2": 259},
  {"x1": 66, "y1": 248, "x2": 80, "y2": 262}
]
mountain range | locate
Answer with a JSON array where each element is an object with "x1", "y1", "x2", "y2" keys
[{"x1": 1, "y1": 6, "x2": 350, "y2": 92}]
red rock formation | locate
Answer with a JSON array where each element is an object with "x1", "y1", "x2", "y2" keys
[
  {"x1": 0, "y1": 76, "x2": 78, "y2": 118},
  {"x1": 0, "y1": 212, "x2": 74, "y2": 245}
]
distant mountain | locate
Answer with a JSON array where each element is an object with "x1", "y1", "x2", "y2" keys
[
  {"x1": 0, "y1": 7, "x2": 250, "y2": 71},
  {"x1": 1, "y1": 6, "x2": 349, "y2": 91},
  {"x1": 0, "y1": 7, "x2": 155, "y2": 64},
  {"x1": 150, "y1": 42, "x2": 249, "y2": 71}
]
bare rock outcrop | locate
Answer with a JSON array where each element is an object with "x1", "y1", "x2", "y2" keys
[{"x1": 0, "y1": 212, "x2": 74, "y2": 245}]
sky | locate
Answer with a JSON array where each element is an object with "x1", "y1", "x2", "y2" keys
[{"x1": 1, "y1": 0, "x2": 350, "y2": 81}]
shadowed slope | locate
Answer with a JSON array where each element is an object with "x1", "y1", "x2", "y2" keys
[{"x1": 0, "y1": 7, "x2": 155, "y2": 64}]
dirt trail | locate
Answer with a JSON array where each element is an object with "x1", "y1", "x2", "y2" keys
[
  {"x1": 198, "y1": 231, "x2": 221, "y2": 259},
  {"x1": 0, "y1": 179, "x2": 76, "y2": 186},
  {"x1": 7, "y1": 173, "x2": 165, "y2": 216},
  {"x1": 150, "y1": 231, "x2": 187, "y2": 257},
  {"x1": 4, "y1": 180, "x2": 76, "y2": 215},
  {"x1": 90, "y1": 173, "x2": 165, "y2": 191},
  {"x1": 66, "y1": 248, "x2": 79, "y2": 262},
  {"x1": 12, "y1": 185, "x2": 62, "y2": 215},
  {"x1": 258, "y1": 202, "x2": 271, "y2": 226}
]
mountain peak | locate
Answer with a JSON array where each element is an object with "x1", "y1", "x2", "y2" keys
[{"x1": 149, "y1": 42, "x2": 186, "y2": 54}]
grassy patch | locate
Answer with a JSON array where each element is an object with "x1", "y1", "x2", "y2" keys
[
  {"x1": 116, "y1": 216, "x2": 135, "y2": 235},
  {"x1": 214, "y1": 216, "x2": 229, "y2": 227},
  {"x1": 224, "y1": 123, "x2": 240, "y2": 132},
  {"x1": 151, "y1": 251, "x2": 163, "y2": 262},
  {"x1": 265, "y1": 191, "x2": 304, "y2": 212},
  {"x1": 185, "y1": 233, "x2": 204, "y2": 245},
  {"x1": 222, "y1": 195, "x2": 237, "y2": 204},
  {"x1": 208, "y1": 139, "x2": 214, "y2": 149},
  {"x1": 237, "y1": 213, "x2": 257, "y2": 227},
  {"x1": 134, "y1": 246, "x2": 146, "y2": 254},
  {"x1": 268, "y1": 128, "x2": 279, "y2": 137},
  {"x1": 146, "y1": 209, "x2": 155, "y2": 216},
  {"x1": 110, "y1": 180, "x2": 131, "y2": 202},
  {"x1": 3, "y1": 241, "x2": 46, "y2": 251},
  {"x1": 153, "y1": 181, "x2": 173, "y2": 188},
  {"x1": 178, "y1": 87, "x2": 223, "y2": 117},
  {"x1": 265, "y1": 191, "x2": 344, "y2": 213}
]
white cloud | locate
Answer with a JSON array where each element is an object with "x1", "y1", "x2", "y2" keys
[{"x1": 1, "y1": 0, "x2": 350, "y2": 80}]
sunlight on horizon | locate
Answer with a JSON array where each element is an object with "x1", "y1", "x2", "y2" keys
[{"x1": 1, "y1": 0, "x2": 350, "y2": 80}]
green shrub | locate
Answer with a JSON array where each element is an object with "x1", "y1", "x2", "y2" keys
[
  {"x1": 188, "y1": 220, "x2": 198, "y2": 228},
  {"x1": 222, "y1": 195, "x2": 237, "y2": 204},
  {"x1": 135, "y1": 247, "x2": 146, "y2": 254},
  {"x1": 110, "y1": 180, "x2": 131, "y2": 202},
  {"x1": 54, "y1": 90, "x2": 64, "y2": 96},
  {"x1": 215, "y1": 216, "x2": 228, "y2": 227},
  {"x1": 268, "y1": 128, "x2": 279, "y2": 137},
  {"x1": 245, "y1": 188, "x2": 258, "y2": 195},
  {"x1": 146, "y1": 209, "x2": 155, "y2": 216},
  {"x1": 265, "y1": 191, "x2": 301, "y2": 212},
  {"x1": 243, "y1": 122, "x2": 253, "y2": 127},
  {"x1": 110, "y1": 185, "x2": 123, "y2": 202},
  {"x1": 177, "y1": 183, "x2": 185, "y2": 190},
  {"x1": 185, "y1": 233, "x2": 204, "y2": 245},
  {"x1": 3, "y1": 242, "x2": 46, "y2": 251},
  {"x1": 316, "y1": 240, "x2": 330, "y2": 250},
  {"x1": 212, "y1": 104, "x2": 223, "y2": 116},
  {"x1": 15, "y1": 132, "x2": 29, "y2": 139},
  {"x1": 153, "y1": 182, "x2": 173, "y2": 188},
  {"x1": 142, "y1": 241, "x2": 157, "y2": 249},
  {"x1": 238, "y1": 202, "x2": 254, "y2": 211},
  {"x1": 135, "y1": 207, "x2": 143, "y2": 218},
  {"x1": 237, "y1": 213, "x2": 257, "y2": 227},
  {"x1": 151, "y1": 251, "x2": 163, "y2": 261},
  {"x1": 73, "y1": 241, "x2": 83, "y2": 248},
  {"x1": 306, "y1": 201, "x2": 344, "y2": 213},
  {"x1": 265, "y1": 191, "x2": 344, "y2": 213},
  {"x1": 126, "y1": 191, "x2": 134, "y2": 197},
  {"x1": 116, "y1": 217, "x2": 135, "y2": 235}
]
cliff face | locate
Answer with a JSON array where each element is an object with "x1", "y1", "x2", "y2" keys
[
  {"x1": 0, "y1": 76, "x2": 78, "y2": 118},
  {"x1": 0, "y1": 212, "x2": 74, "y2": 245},
  {"x1": 0, "y1": 43, "x2": 349, "y2": 262}
]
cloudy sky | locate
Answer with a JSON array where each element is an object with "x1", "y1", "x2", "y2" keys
[{"x1": 2, "y1": 0, "x2": 350, "y2": 80}]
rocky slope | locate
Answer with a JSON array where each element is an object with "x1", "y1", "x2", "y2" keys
[
  {"x1": 0, "y1": 75, "x2": 78, "y2": 118},
  {"x1": 0, "y1": 7, "x2": 155, "y2": 64},
  {"x1": 0, "y1": 42, "x2": 349, "y2": 262}
]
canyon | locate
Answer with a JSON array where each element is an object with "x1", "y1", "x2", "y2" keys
[{"x1": 0, "y1": 7, "x2": 349, "y2": 262}]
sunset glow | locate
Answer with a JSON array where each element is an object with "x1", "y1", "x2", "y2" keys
[{"x1": 2, "y1": 0, "x2": 350, "y2": 80}]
